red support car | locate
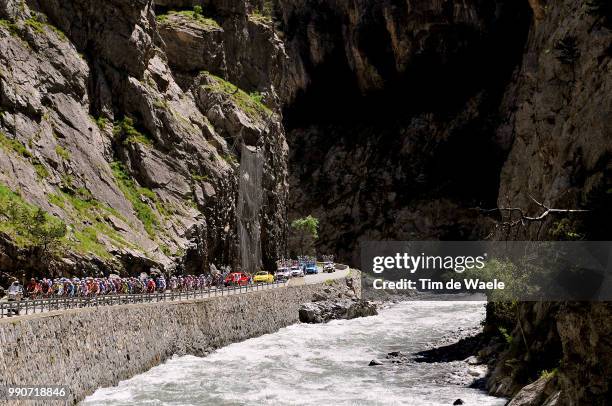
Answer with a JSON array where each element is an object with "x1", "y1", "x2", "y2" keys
[{"x1": 224, "y1": 272, "x2": 250, "y2": 287}]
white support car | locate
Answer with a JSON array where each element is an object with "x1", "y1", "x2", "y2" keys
[
  {"x1": 276, "y1": 267, "x2": 291, "y2": 280},
  {"x1": 290, "y1": 265, "x2": 304, "y2": 278},
  {"x1": 323, "y1": 262, "x2": 335, "y2": 273}
]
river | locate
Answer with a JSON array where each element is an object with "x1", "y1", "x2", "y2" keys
[{"x1": 82, "y1": 301, "x2": 506, "y2": 406}]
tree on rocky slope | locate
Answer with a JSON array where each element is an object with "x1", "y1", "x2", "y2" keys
[
  {"x1": 0, "y1": 186, "x2": 67, "y2": 258},
  {"x1": 288, "y1": 215, "x2": 319, "y2": 257}
]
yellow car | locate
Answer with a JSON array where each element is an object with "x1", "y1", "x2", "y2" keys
[{"x1": 253, "y1": 271, "x2": 275, "y2": 283}]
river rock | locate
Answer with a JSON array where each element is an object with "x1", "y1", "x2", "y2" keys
[
  {"x1": 468, "y1": 365, "x2": 487, "y2": 378},
  {"x1": 368, "y1": 359, "x2": 383, "y2": 366},
  {"x1": 298, "y1": 299, "x2": 377, "y2": 324},
  {"x1": 464, "y1": 355, "x2": 480, "y2": 365},
  {"x1": 453, "y1": 399, "x2": 464, "y2": 405},
  {"x1": 507, "y1": 375, "x2": 557, "y2": 406}
]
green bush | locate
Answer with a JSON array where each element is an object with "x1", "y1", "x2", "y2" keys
[
  {"x1": 201, "y1": 72, "x2": 272, "y2": 120},
  {"x1": 113, "y1": 117, "x2": 154, "y2": 146},
  {"x1": 0, "y1": 184, "x2": 66, "y2": 253},
  {"x1": 539, "y1": 368, "x2": 558, "y2": 380},
  {"x1": 95, "y1": 116, "x2": 109, "y2": 130},
  {"x1": 55, "y1": 145, "x2": 71, "y2": 160},
  {"x1": 156, "y1": 9, "x2": 220, "y2": 30},
  {"x1": 549, "y1": 218, "x2": 584, "y2": 240},
  {"x1": 0, "y1": 131, "x2": 31, "y2": 159},
  {"x1": 498, "y1": 326, "x2": 514, "y2": 345}
]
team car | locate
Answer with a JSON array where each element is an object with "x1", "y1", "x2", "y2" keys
[
  {"x1": 305, "y1": 262, "x2": 318, "y2": 275},
  {"x1": 323, "y1": 261, "x2": 335, "y2": 273},
  {"x1": 253, "y1": 271, "x2": 275, "y2": 283},
  {"x1": 275, "y1": 267, "x2": 291, "y2": 281},
  {"x1": 224, "y1": 272, "x2": 250, "y2": 287},
  {"x1": 290, "y1": 265, "x2": 304, "y2": 278}
]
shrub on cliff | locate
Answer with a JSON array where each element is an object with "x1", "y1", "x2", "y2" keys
[{"x1": 0, "y1": 185, "x2": 67, "y2": 254}]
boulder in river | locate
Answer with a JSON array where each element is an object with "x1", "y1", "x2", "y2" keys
[
  {"x1": 368, "y1": 359, "x2": 383, "y2": 366},
  {"x1": 299, "y1": 299, "x2": 378, "y2": 323}
]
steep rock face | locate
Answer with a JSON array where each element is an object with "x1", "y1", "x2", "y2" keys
[
  {"x1": 155, "y1": 0, "x2": 307, "y2": 104},
  {"x1": 281, "y1": 0, "x2": 531, "y2": 263},
  {"x1": 485, "y1": 2, "x2": 611, "y2": 405},
  {"x1": 495, "y1": 0, "x2": 611, "y2": 240},
  {"x1": 0, "y1": 0, "x2": 290, "y2": 275},
  {"x1": 555, "y1": 303, "x2": 612, "y2": 404}
]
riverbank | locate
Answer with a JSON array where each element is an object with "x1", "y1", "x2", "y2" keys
[{"x1": 0, "y1": 274, "x2": 360, "y2": 404}]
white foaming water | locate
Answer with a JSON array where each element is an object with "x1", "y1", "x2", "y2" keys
[{"x1": 83, "y1": 301, "x2": 506, "y2": 406}]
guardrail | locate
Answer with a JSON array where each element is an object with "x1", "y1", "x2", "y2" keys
[{"x1": 0, "y1": 281, "x2": 287, "y2": 319}]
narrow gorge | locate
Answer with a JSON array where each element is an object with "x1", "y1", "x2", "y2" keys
[{"x1": 0, "y1": 0, "x2": 610, "y2": 405}]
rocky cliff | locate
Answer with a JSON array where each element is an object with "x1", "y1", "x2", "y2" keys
[
  {"x1": 0, "y1": 0, "x2": 293, "y2": 276},
  {"x1": 282, "y1": 0, "x2": 533, "y2": 263},
  {"x1": 0, "y1": 1, "x2": 610, "y2": 403},
  {"x1": 486, "y1": 2, "x2": 611, "y2": 404}
]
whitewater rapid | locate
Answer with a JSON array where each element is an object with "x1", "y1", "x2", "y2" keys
[{"x1": 83, "y1": 301, "x2": 506, "y2": 406}]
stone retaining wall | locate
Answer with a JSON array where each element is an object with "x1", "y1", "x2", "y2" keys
[{"x1": 0, "y1": 279, "x2": 354, "y2": 404}]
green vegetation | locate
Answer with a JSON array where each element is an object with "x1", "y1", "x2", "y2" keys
[
  {"x1": 72, "y1": 227, "x2": 111, "y2": 259},
  {"x1": 24, "y1": 17, "x2": 45, "y2": 34},
  {"x1": 111, "y1": 161, "x2": 159, "y2": 236},
  {"x1": 0, "y1": 132, "x2": 32, "y2": 159},
  {"x1": 33, "y1": 162, "x2": 49, "y2": 179},
  {"x1": 498, "y1": 326, "x2": 514, "y2": 345},
  {"x1": 113, "y1": 117, "x2": 154, "y2": 146},
  {"x1": 249, "y1": 91, "x2": 265, "y2": 105},
  {"x1": 0, "y1": 19, "x2": 19, "y2": 36},
  {"x1": 55, "y1": 145, "x2": 71, "y2": 160},
  {"x1": 153, "y1": 98, "x2": 169, "y2": 110},
  {"x1": 539, "y1": 368, "x2": 558, "y2": 380},
  {"x1": 28, "y1": 15, "x2": 67, "y2": 41},
  {"x1": 159, "y1": 243, "x2": 172, "y2": 256},
  {"x1": 60, "y1": 173, "x2": 74, "y2": 190},
  {"x1": 0, "y1": 184, "x2": 66, "y2": 253},
  {"x1": 95, "y1": 116, "x2": 109, "y2": 130},
  {"x1": 288, "y1": 215, "x2": 319, "y2": 256},
  {"x1": 0, "y1": 12, "x2": 68, "y2": 42},
  {"x1": 0, "y1": 131, "x2": 49, "y2": 179},
  {"x1": 201, "y1": 72, "x2": 272, "y2": 120},
  {"x1": 250, "y1": 0, "x2": 274, "y2": 23},
  {"x1": 221, "y1": 153, "x2": 238, "y2": 165},
  {"x1": 550, "y1": 218, "x2": 584, "y2": 240},
  {"x1": 191, "y1": 172, "x2": 210, "y2": 182},
  {"x1": 249, "y1": 11, "x2": 273, "y2": 24},
  {"x1": 461, "y1": 259, "x2": 535, "y2": 302},
  {"x1": 156, "y1": 7, "x2": 220, "y2": 30},
  {"x1": 0, "y1": 131, "x2": 31, "y2": 159},
  {"x1": 47, "y1": 187, "x2": 136, "y2": 259}
]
